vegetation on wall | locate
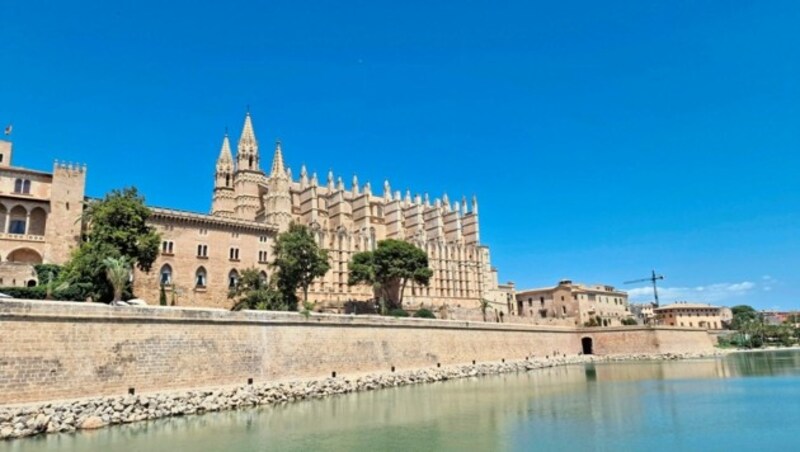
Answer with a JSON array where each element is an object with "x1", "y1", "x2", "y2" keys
[
  {"x1": 348, "y1": 239, "x2": 433, "y2": 311},
  {"x1": 413, "y1": 308, "x2": 436, "y2": 319},
  {"x1": 272, "y1": 223, "x2": 330, "y2": 310}
]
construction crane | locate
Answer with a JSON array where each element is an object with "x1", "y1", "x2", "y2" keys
[{"x1": 624, "y1": 270, "x2": 665, "y2": 308}]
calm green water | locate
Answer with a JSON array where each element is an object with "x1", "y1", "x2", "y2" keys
[{"x1": 5, "y1": 351, "x2": 800, "y2": 452}]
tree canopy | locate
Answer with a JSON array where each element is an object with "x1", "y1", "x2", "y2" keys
[
  {"x1": 348, "y1": 239, "x2": 433, "y2": 310},
  {"x1": 272, "y1": 223, "x2": 330, "y2": 309},
  {"x1": 61, "y1": 187, "x2": 161, "y2": 302},
  {"x1": 731, "y1": 305, "x2": 760, "y2": 330}
]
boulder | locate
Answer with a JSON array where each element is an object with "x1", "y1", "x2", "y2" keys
[{"x1": 79, "y1": 416, "x2": 106, "y2": 430}]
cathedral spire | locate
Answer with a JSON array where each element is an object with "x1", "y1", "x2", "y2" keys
[
  {"x1": 237, "y1": 111, "x2": 260, "y2": 171},
  {"x1": 270, "y1": 140, "x2": 287, "y2": 178},
  {"x1": 217, "y1": 133, "x2": 233, "y2": 167}
]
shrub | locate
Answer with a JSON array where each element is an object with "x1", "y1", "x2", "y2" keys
[
  {"x1": 0, "y1": 284, "x2": 91, "y2": 302},
  {"x1": 413, "y1": 308, "x2": 436, "y2": 319},
  {"x1": 388, "y1": 308, "x2": 409, "y2": 317},
  {"x1": 621, "y1": 318, "x2": 638, "y2": 326},
  {"x1": 0, "y1": 286, "x2": 47, "y2": 299}
]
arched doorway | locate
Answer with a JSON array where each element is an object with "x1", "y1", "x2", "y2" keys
[
  {"x1": 581, "y1": 337, "x2": 593, "y2": 355},
  {"x1": 6, "y1": 248, "x2": 43, "y2": 264}
]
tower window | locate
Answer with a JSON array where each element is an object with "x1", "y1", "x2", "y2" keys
[
  {"x1": 197, "y1": 244, "x2": 208, "y2": 258},
  {"x1": 195, "y1": 267, "x2": 207, "y2": 288},
  {"x1": 229, "y1": 247, "x2": 240, "y2": 260},
  {"x1": 161, "y1": 241, "x2": 174, "y2": 254}
]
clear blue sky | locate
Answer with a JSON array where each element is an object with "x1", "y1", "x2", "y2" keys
[{"x1": 2, "y1": 1, "x2": 798, "y2": 309}]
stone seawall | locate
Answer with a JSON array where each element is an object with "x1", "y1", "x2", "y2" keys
[
  {"x1": 0, "y1": 353, "x2": 724, "y2": 440},
  {"x1": 0, "y1": 300, "x2": 715, "y2": 406}
]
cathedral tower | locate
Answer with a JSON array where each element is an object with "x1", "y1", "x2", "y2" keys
[
  {"x1": 263, "y1": 141, "x2": 293, "y2": 232},
  {"x1": 234, "y1": 112, "x2": 265, "y2": 220},
  {"x1": 211, "y1": 133, "x2": 236, "y2": 217}
]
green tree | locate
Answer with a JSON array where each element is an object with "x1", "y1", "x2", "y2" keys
[
  {"x1": 103, "y1": 257, "x2": 131, "y2": 305},
  {"x1": 229, "y1": 267, "x2": 286, "y2": 311},
  {"x1": 61, "y1": 187, "x2": 161, "y2": 302},
  {"x1": 348, "y1": 239, "x2": 433, "y2": 311},
  {"x1": 272, "y1": 223, "x2": 330, "y2": 309},
  {"x1": 731, "y1": 305, "x2": 759, "y2": 330}
]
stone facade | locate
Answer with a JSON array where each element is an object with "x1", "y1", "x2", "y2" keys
[
  {"x1": 0, "y1": 139, "x2": 86, "y2": 286},
  {"x1": 654, "y1": 302, "x2": 728, "y2": 329},
  {"x1": 515, "y1": 280, "x2": 632, "y2": 327},
  {"x1": 143, "y1": 112, "x2": 506, "y2": 310}
]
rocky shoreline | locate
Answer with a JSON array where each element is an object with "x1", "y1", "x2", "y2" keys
[{"x1": 0, "y1": 351, "x2": 725, "y2": 441}]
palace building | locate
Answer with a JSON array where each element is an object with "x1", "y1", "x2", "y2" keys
[
  {"x1": 0, "y1": 140, "x2": 86, "y2": 287},
  {"x1": 0, "y1": 112, "x2": 509, "y2": 311}
]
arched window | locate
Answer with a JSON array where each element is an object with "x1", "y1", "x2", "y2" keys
[
  {"x1": 22, "y1": 180, "x2": 31, "y2": 194},
  {"x1": 259, "y1": 271, "x2": 268, "y2": 286},
  {"x1": 8, "y1": 206, "x2": 27, "y2": 234},
  {"x1": 225, "y1": 174, "x2": 230, "y2": 187},
  {"x1": 13, "y1": 179, "x2": 22, "y2": 193},
  {"x1": 28, "y1": 207, "x2": 47, "y2": 236},
  {"x1": 160, "y1": 264, "x2": 173, "y2": 285},
  {"x1": 195, "y1": 267, "x2": 207, "y2": 288},
  {"x1": 228, "y1": 269, "x2": 239, "y2": 288}
]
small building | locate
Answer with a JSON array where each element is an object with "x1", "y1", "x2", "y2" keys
[
  {"x1": 654, "y1": 302, "x2": 726, "y2": 329},
  {"x1": 630, "y1": 302, "x2": 656, "y2": 325},
  {"x1": 515, "y1": 280, "x2": 631, "y2": 327}
]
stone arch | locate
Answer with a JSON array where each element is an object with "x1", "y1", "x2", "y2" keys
[
  {"x1": 8, "y1": 205, "x2": 27, "y2": 234},
  {"x1": 195, "y1": 266, "x2": 207, "y2": 288},
  {"x1": 7, "y1": 247, "x2": 43, "y2": 264},
  {"x1": 28, "y1": 207, "x2": 47, "y2": 236},
  {"x1": 581, "y1": 337, "x2": 594, "y2": 355},
  {"x1": 159, "y1": 264, "x2": 173, "y2": 285}
]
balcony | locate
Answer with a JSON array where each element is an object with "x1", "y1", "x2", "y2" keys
[{"x1": 0, "y1": 232, "x2": 45, "y2": 242}]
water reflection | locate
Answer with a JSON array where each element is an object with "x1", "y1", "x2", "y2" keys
[{"x1": 6, "y1": 351, "x2": 800, "y2": 452}]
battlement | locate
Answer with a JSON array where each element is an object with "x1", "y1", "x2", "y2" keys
[{"x1": 53, "y1": 160, "x2": 87, "y2": 174}]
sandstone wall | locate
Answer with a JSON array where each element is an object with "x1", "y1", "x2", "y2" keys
[
  {"x1": 0, "y1": 300, "x2": 713, "y2": 405},
  {"x1": 580, "y1": 327, "x2": 715, "y2": 355}
]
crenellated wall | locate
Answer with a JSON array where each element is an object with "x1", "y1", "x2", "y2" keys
[{"x1": 0, "y1": 300, "x2": 714, "y2": 405}]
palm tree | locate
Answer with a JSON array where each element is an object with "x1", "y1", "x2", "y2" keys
[
  {"x1": 43, "y1": 271, "x2": 69, "y2": 301},
  {"x1": 480, "y1": 298, "x2": 492, "y2": 322},
  {"x1": 103, "y1": 257, "x2": 130, "y2": 306}
]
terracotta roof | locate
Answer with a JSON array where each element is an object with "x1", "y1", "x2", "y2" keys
[{"x1": 654, "y1": 302, "x2": 721, "y2": 311}]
